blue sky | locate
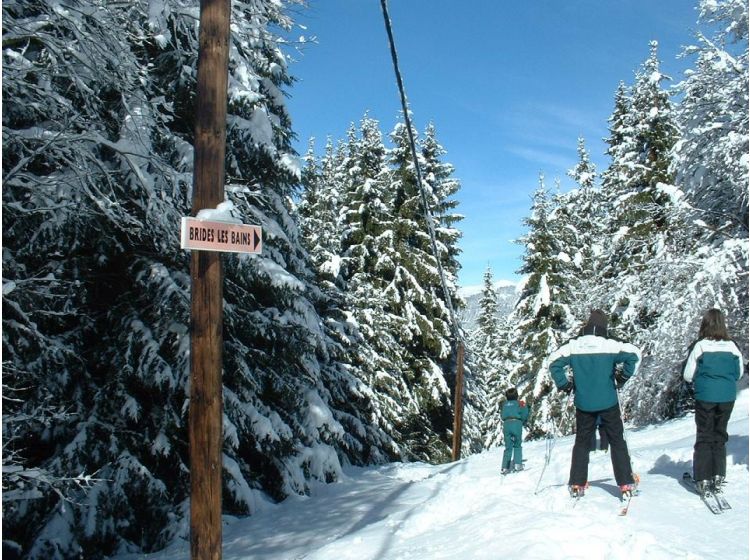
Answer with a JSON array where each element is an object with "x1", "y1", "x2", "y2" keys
[{"x1": 285, "y1": 0, "x2": 701, "y2": 288}]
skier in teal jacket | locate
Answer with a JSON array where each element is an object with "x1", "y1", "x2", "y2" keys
[
  {"x1": 501, "y1": 387, "x2": 529, "y2": 474},
  {"x1": 548, "y1": 310, "x2": 641, "y2": 497},
  {"x1": 683, "y1": 308, "x2": 744, "y2": 494}
]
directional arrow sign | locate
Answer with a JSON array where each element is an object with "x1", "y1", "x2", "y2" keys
[{"x1": 181, "y1": 217, "x2": 262, "y2": 254}]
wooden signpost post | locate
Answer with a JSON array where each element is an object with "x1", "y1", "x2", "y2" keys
[
  {"x1": 188, "y1": 5, "x2": 262, "y2": 559},
  {"x1": 189, "y1": 1, "x2": 230, "y2": 559},
  {"x1": 451, "y1": 342, "x2": 465, "y2": 461}
]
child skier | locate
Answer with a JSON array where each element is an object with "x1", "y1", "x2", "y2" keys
[{"x1": 501, "y1": 387, "x2": 529, "y2": 474}]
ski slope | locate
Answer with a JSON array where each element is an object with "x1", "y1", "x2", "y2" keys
[{"x1": 118, "y1": 390, "x2": 749, "y2": 560}]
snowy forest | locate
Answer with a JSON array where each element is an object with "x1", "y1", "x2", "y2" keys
[{"x1": 2, "y1": 0, "x2": 747, "y2": 558}]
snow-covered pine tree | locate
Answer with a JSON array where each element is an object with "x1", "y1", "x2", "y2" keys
[
  {"x1": 672, "y1": 0, "x2": 749, "y2": 235},
  {"x1": 591, "y1": 27, "x2": 746, "y2": 423},
  {"x1": 671, "y1": 0, "x2": 749, "y2": 357},
  {"x1": 336, "y1": 115, "x2": 426, "y2": 458},
  {"x1": 547, "y1": 178, "x2": 583, "y2": 323},
  {"x1": 419, "y1": 122, "x2": 463, "y2": 294},
  {"x1": 477, "y1": 267, "x2": 501, "y2": 346},
  {"x1": 362, "y1": 119, "x2": 452, "y2": 461},
  {"x1": 299, "y1": 142, "x2": 401, "y2": 467},
  {"x1": 597, "y1": 41, "x2": 681, "y2": 327},
  {"x1": 3, "y1": 2, "x2": 194, "y2": 556},
  {"x1": 629, "y1": 42, "x2": 680, "y2": 189},
  {"x1": 618, "y1": 0, "x2": 748, "y2": 421},
  {"x1": 299, "y1": 139, "x2": 324, "y2": 236},
  {"x1": 589, "y1": 43, "x2": 690, "y2": 421},
  {"x1": 415, "y1": 123, "x2": 485, "y2": 456},
  {"x1": 600, "y1": 81, "x2": 633, "y2": 192},
  {"x1": 502, "y1": 177, "x2": 577, "y2": 439},
  {"x1": 385, "y1": 119, "x2": 466, "y2": 460},
  {"x1": 599, "y1": 42, "x2": 711, "y2": 422},
  {"x1": 564, "y1": 137, "x2": 605, "y2": 320},
  {"x1": 601, "y1": 42, "x2": 681, "y2": 271},
  {"x1": 417, "y1": 122, "x2": 478, "y2": 454},
  {"x1": 471, "y1": 266, "x2": 509, "y2": 448},
  {"x1": 299, "y1": 137, "x2": 345, "y2": 290},
  {"x1": 219, "y1": 0, "x2": 399, "y2": 517},
  {"x1": 568, "y1": 137, "x2": 597, "y2": 191},
  {"x1": 3, "y1": 1, "x2": 396, "y2": 557}
]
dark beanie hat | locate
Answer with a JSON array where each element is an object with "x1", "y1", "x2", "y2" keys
[
  {"x1": 505, "y1": 387, "x2": 518, "y2": 401},
  {"x1": 586, "y1": 310, "x2": 608, "y2": 331}
]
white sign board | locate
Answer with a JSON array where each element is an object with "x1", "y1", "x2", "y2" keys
[{"x1": 181, "y1": 217, "x2": 262, "y2": 254}]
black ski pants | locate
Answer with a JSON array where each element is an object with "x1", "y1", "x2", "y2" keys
[
  {"x1": 693, "y1": 400, "x2": 734, "y2": 482},
  {"x1": 569, "y1": 404, "x2": 634, "y2": 487}
]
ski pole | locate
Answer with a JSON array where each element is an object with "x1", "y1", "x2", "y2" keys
[{"x1": 534, "y1": 391, "x2": 573, "y2": 495}]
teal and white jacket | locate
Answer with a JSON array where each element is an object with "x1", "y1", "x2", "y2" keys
[
  {"x1": 548, "y1": 334, "x2": 641, "y2": 412},
  {"x1": 683, "y1": 338, "x2": 743, "y2": 403},
  {"x1": 501, "y1": 399, "x2": 529, "y2": 425}
]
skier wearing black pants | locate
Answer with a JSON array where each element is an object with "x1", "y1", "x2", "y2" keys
[
  {"x1": 571, "y1": 405, "x2": 630, "y2": 489},
  {"x1": 683, "y1": 308, "x2": 744, "y2": 494},
  {"x1": 548, "y1": 310, "x2": 642, "y2": 498}
]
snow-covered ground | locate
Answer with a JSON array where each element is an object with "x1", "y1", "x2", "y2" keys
[{"x1": 118, "y1": 390, "x2": 749, "y2": 560}]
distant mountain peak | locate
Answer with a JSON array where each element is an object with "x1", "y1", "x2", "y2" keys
[
  {"x1": 458, "y1": 279, "x2": 519, "y2": 299},
  {"x1": 458, "y1": 280, "x2": 521, "y2": 331}
]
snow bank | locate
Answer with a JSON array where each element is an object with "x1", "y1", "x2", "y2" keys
[{"x1": 114, "y1": 389, "x2": 749, "y2": 560}]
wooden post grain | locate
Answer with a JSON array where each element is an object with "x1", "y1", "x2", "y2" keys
[
  {"x1": 190, "y1": 1, "x2": 230, "y2": 559},
  {"x1": 451, "y1": 342, "x2": 465, "y2": 461}
]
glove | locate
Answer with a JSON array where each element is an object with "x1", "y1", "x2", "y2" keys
[
  {"x1": 615, "y1": 373, "x2": 628, "y2": 389},
  {"x1": 561, "y1": 382, "x2": 574, "y2": 394}
]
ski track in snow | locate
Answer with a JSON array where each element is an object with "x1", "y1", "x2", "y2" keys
[{"x1": 118, "y1": 390, "x2": 749, "y2": 560}]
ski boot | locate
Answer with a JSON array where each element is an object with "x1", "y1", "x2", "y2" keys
[
  {"x1": 712, "y1": 475, "x2": 726, "y2": 493},
  {"x1": 501, "y1": 467, "x2": 511, "y2": 475},
  {"x1": 514, "y1": 463, "x2": 524, "y2": 472},
  {"x1": 711, "y1": 475, "x2": 731, "y2": 510},
  {"x1": 619, "y1": 472, "x2": 640, "y2": 498},
  {"x1": 568, "y1": 483, "x2": 588, "y2": 498},
  {"x1": 694, "y1": 479, "x2": 712, "y2": 497}
]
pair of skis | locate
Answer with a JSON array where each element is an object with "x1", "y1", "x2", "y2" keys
[
  {"x1": 680, "y1": 473, "x2": 732, "y2": 514},
  {"x1": 567, "y1": 484, "x2": 637, "y2": 516}
]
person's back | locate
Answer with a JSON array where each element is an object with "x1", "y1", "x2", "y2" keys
[
  {"x1": 683, "y1": 309, "x2": 744, "y2": 494},
  {"x1": 500, "y1": 388, "x2": 528, "y2": 474},
  {"x1": 501, "y1": 398, "x2": 529, "y2": 424},
  {"x1": 684, "y1": 338, "x2": 743, "y2": 403},
  {"x1": 552, "y1": 334, "x2": 640, "y2": 412},
  {"x1": 547, "y1": 310, "x2": 641, "y2": 497}
]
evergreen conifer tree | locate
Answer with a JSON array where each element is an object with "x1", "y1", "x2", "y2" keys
[
  {"x1": 299, "y1": 137, "x2": 345, "y2": 289},
  {"x1": 504, "y1": 177, "x2": 576, "y2": 438},
  {"x1": 336, "y1": 116, "x2": 423, "y2": 457},
  {"x1": 3, "y1": 2, "x2": 395, "y2": 557},
  {"x1": 477, "y1": 267, "x2": 501, "y2": 346},
  {"x1": 472, "y1": 266, "x2": 509, "y2": 448},
  {"x1": 564, "y1": 137, "x2": 606, "y2": 319},
  {"x1": 382, "y1": 119, "x2": 460, "y2": 461},
  {"x1": 672, "y1": 0, "x2": 749, "y2": 234},
  {"x1": 602, "y1": 42, "x2": 681, "y2": 271}
]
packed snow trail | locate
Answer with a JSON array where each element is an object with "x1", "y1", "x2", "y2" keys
[{"x1": 117, "y1": 390, "x2": 748, "y2": 560}]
